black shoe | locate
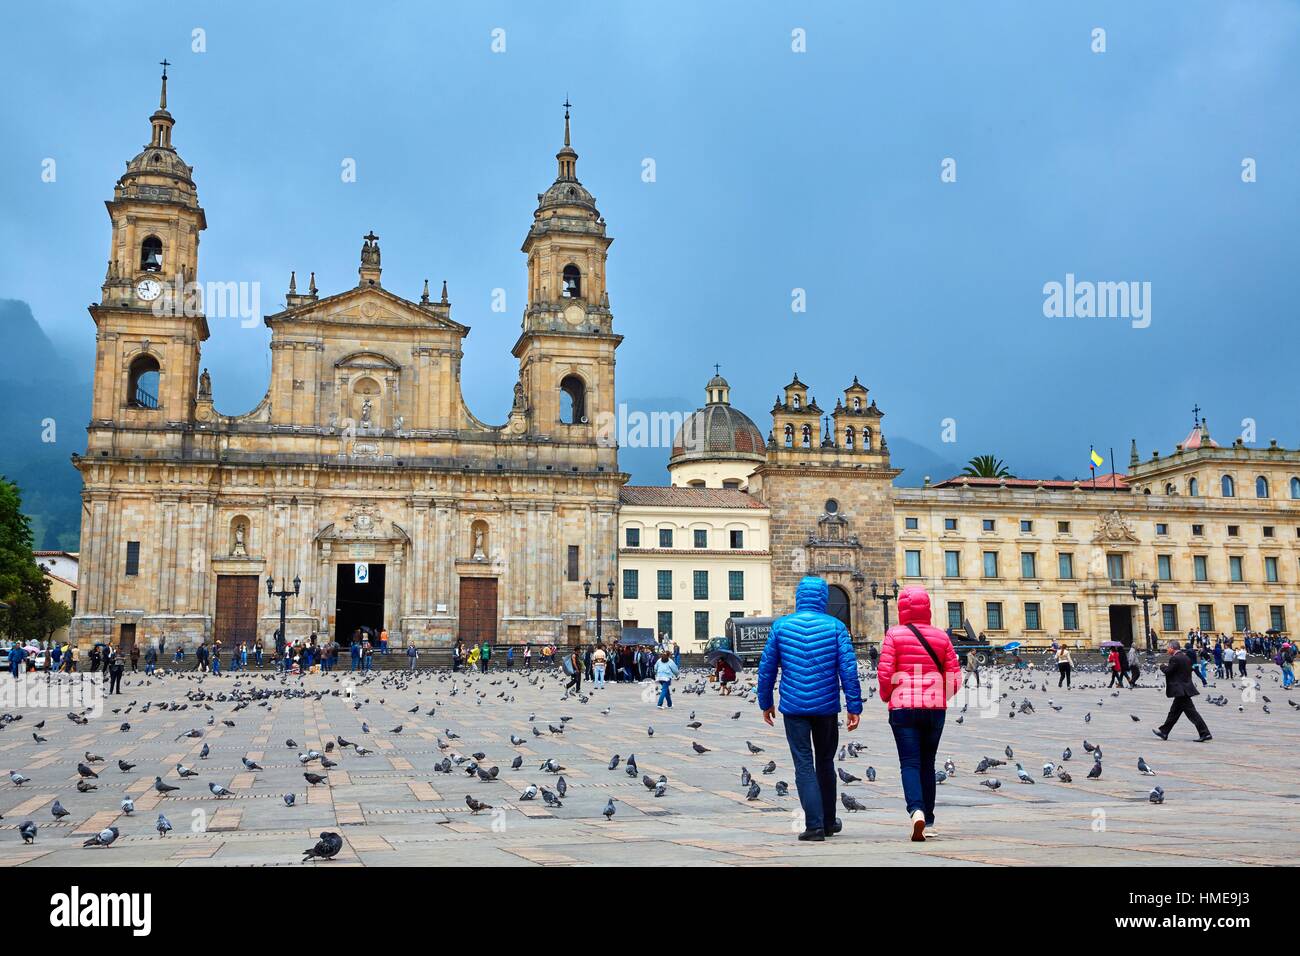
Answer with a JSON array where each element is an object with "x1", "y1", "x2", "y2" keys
[
  {"x1": 823, "y1": 818, "x2": 843, "y2": 836},
  {"x1": 1196, "y1": 733, "x2": 1213, "y2": 742},
  {"x1": 1151, "y1": 729, "x2": 1168, "y2": 740},
  {"x1": 797, "y1": 828, "x2": 825, "y2": 842}
]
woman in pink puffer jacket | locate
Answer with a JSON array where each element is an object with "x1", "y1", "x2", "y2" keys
[{"x1": 877, "y1": 586, "x2": 961, "y2": 842}]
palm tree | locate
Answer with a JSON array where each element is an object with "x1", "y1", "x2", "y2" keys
[{"x1": 962, "y1": 455, "x2": 1012, "y2": 478}]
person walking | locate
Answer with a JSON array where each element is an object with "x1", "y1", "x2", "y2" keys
[
  {"x1": 654, "y1": 648, "x2": 679, "y2": 708},
  {"x1": 877, "y1": 586, "x2": 960, "y2": 842},
  {"x1": 144, "y1": 643, "x2": 157, "y2": 676},
  {"x1": 1106, "y1": 647, "x2": 1124, "y2": 687},
  {"x1": 564, "y1": 644, "x2": 583, "y2": 694},
  {"x1": 1055, "y1": 645, "x2": 1073, "y2": 689},
  {"x1": 1281, "y1": 642, "x2": 1295, "y2": 689},
  {"x1": 965, "y1": 649, "x2": 980, "y2": 689},
  {"x1": 129, "y1": 643, "x2": 140, "y2": 674},
  {"x1": 1212, "y1": 641, "x2": 1224, "y2": 680},
  {"x1": 758, "y1": 575, "x2": 863, "y2": 843},
  {"x1": 523, "y1": 643, "x2": 532, "y2": 671},
  {"x1": 1152, "y1": 641, "x2": 1212, "y2": 742},
  {"x1": 1235, "y1": 644, "x2": 1248, "y2": 678}
]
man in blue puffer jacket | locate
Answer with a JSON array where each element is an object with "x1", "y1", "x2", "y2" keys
[{"x1": 758, "y1": 575, "x2": 863, "y2": 842}]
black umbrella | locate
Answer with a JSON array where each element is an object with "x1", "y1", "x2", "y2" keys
[{"x1": 705, "y1": 648, "x2": 743, "y2": 672}]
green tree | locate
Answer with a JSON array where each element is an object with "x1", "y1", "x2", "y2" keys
[
  {"x1": 0, "y1": 476, "x2": 70, "y2": 643},
  {"x1": 961, "y1": 455, "x2": 1013, "y2": 478}
]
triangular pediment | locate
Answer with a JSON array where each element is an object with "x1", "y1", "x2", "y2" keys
[{"x1": 266, "y1": 284, "x2": 468, "y2": 334}]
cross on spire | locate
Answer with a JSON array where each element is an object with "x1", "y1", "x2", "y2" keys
[
  {"x1": 160, "y1": 58, "x2": 170, "y2": 77},
  {"x1": 1192, "y1": 403, "x2": 1201, "y2": 426},
  {"x1": 562, "y1": 95, "x2": 572, "y2": 147},
  {"x1": 713, "y1": 363, "x2": 721, "y2": 376},
  {"x1": 158, "y1": 58, "x2": 170, "y2": 110}
]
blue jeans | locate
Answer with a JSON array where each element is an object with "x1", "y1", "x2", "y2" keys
[
  {"x1": 783, "y1": 713, "x2": 839, "y2": 832},
  {"x1": 593, "y1": 663, "x2": 605, "y2": 688},
  {"x1": 657, "y1": 680, "x2": 672, "y2": 707},
  {"x1": 888, "y1": 708, "x2": 946, "y2": 824}
]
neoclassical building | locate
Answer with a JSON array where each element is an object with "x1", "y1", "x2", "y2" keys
[{"x1": 71, "y1": 71, "x2": 624, "y2": 652}]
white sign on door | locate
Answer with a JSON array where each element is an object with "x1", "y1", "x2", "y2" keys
[{"x1": 354, "y1": 562, "x2": 369, "y2": 584}]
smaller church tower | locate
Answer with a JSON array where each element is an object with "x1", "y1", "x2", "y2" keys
[
  {"x1": 87, "y1": 61, "x2": 207, "y2": 452},
  {"x1": 751, "y1": 373, "x2": 900, "y2": 641}
]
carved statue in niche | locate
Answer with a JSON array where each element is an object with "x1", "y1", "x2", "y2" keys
[
  {"x1": 231, "y1": 521, "x2": 247, "y2": 557},
  {"x1": 360, "y1": 397, "x2": 373, "y2": 428},
  {"x1": 198, "y1": 367, "x2": 212, "y2": 399},
  {"x1": 471, "y1": 520, "x2": 488, "y2": 561}
]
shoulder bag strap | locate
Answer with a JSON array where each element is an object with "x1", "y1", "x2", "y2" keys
[{"x1": 906, "y1": 623, "x2": 945, "y2": 673}]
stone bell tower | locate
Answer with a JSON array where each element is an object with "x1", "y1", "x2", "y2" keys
[
  {"x1": 750, "y1": 374, "x2": 900, "y2": 641},
  {"x1": 511, "y1": 100, "x2": 620, "y2": 465},
  {"x1": 87, "y1": 61, "x2": 208, "y2": 456}
]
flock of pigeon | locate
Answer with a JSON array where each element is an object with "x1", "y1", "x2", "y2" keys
[{"x1": 0, "y1": 653, "x2": 1291, "y2": 861}]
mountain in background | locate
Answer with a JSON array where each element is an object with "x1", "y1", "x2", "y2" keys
[{"x1": 0, "y1": 299, "x2": 89, "y2": 550}]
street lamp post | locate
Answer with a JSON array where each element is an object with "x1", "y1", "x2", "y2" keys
[
  {"x1": 870, "y1": 579, "x2": 900, "y2": 630},
  {"x1": 267, "y1": 574, "x2": 301, "y2": 649},
  {"x1": 1130, "y1": 579, "x2": 1159, "y2": 653},
  {"x1": 583, "y1": 577, "x2": 615, "y2": 646}
]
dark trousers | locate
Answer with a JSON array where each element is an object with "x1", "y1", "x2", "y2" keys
[
  {"x1": 888, "y1": 708, "x2": 946, "y2": 824},
  {"x1": 1058, "y1": 663, "x2": 1071, "y2": 688},
  {"x1": 1108, "y1": 669, "x2": 1123, "y2": 687},
  {"x1": 108, "y1": 671, "x2": 123, "y2": 694},
  {"x1": 783, "y1": 714, "x2": 838, "y2": 832},
  {"x1": 1158, "y1": 696, "x2": 1210, "y2": 738}
]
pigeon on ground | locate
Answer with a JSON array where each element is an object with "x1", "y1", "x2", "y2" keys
[
  {"x1": 556, "y1": 775, "x2": 567, "y2": 797},
  {"x1": 120, "y1": 797, "x2": 135, "y2": 815},
  {"x1": 762, "y1": 760, "x2": 776, "y2": 774},
  {"x1": 691, "y1": 742, "x2": 710, "y2": 754},
  {"x1": 51, "y1": 800, "x2": 70, "y2": 820},
  {"x1": 19, "y1": 821, "x2": 37, "y2": 843},
  {"x1": 304, "y1": 772, "x2": 328, "y2": 786},
  {"x1": 981, "y1": 778, "x2": 1002, "y2": 790},
  {"x1": 1087, "y1": 761, "x2": 1102, "y2": 779},
  {"x1": 1056, "y1": 768, "x2": 1073, "y2": 783},
  {"x1": 283, "y1": 793, "x2": 296, "y2": 806},
  {"x1": 837, "y1": 767, "x2": 861, "y2": 784},
  {"x1": 865, "y1": 766, "x2": 877, "y2": 782},
  {"x1": 83, "y1": 826, "x2": 119, "y2": 848},
  {"x1": 117, "y1": 759, "x2": 136, "y2": 773},
  {"x1": 746, "y1": 741, "x2": 764, "y2": 754},
  {"x1": 746, "y1": 781, "x2": 761, "y2": 800},
  {"x1": 602, "y1": 798, "x2": 616, "y2": 820},
  {"x1": 156, "y1": 813, "x2": 172, "y2": 836},
  {"x1": 1149, "y1": 785, "x2": 1165, "y2": 804},
  {"x1": 465, "y1": 795, "x2": 491, "y2": 814},
  {"x1": 775, "y1": 781, "x2": 790, "y2": 796},
  {"x1": 76, "y1": 762, "x2": 99, "y2": 779},
  {"x1": 654, "y1": 781, "x2": 667, "y2": 797},
  {"x1": 302, "y1": 831, "x2": 343, "y2": 862},
  {"x1": 1042, "y1": 762, "x2": 1056, "y2": 777},
  {"x1": 541, "y1": 787, "x2": 563, "y2": 807},
  {"x1": 841, "y1": 793, "x2": 868, "y2": 811},
  {"x1": 9, "y1": 771, "x2": 30, "y2": 787},
  {"x1": 608, "y1": 755, "x2": 621, "y2": 770},
  {"x1": 1138, "y1": 757, "x2": 1157, "y2": 775},
  {"x1": 199, "y1": 743, "x2": 210, "y2": 759},
  {"x1": 1062, "y1": 747, "x2": 1072, "y2": 761},
  {"x1": 208, "y1": 781, "x2": 233, "y2": 797},
  {"x1": 519, "y1": 784, "x2": 538, "y2": 801},
  {"x1": 77, "y1": 779, "x2": 97, "y2": 793},
  {"x1": 242, "y1": 757, "x2": 263, "y2": 771},
  {"x1": 176, "y1": 763, "x2": 198, "y2": 778},
  {"x1": 1015, "y1": 763, "x2": 1035, "y2": 784},
  {"x1": 510, "y1": 755, "x2": 523, "y2": 770}
]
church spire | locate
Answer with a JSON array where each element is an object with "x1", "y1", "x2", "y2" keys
[
  {"x1": 149, "y1": 59, "x2": 175, "y2": 149},
  {"x1": 556, "y1": 96, "x2": 577, "y2": 181}
]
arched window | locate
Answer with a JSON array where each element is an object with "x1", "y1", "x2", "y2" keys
[
  {"x1": 1255, "y1": 475, "x2": 1269, "y2": 498},
  {"x1": 127, "y1": 354, "x2": 160, "y2": 408},
  {"x1": 1291, "y1": 477, "x2": 1300, "y2": 499},
  {"x1": 844, "y1": 426, "x2": 855, "y2": 449},
  {"x1": 561, "y1": 264, "x2": 581, "y2": 299},
  {"x1": 1143, "y1": 488, "x2": 1151, "y2": 495},
  {"x1": 783, "y1": 424, "x2": 793, "y2": 448},
  {"x1": 140, "y1": 235, "x2": 163, "y2": 272},
  {"x1": 559, "y1": 374, "x2": 586, "y2": 424},
  {"x1": 862, "y1": 427, "x2": 872, "y2": 450},
  {"x1": 800, "y1": 424, "x2": 812, "y2": 448},
  {"x1": 792, "y1": 395, "x2": 800, "y2": 409},
  {"x1": 1221, "y1": 474, "x2": 1235, "y2": 497},
  {"x1": 852, "y1": 397, "x2": 861, "y2": 411},
  {"x1": 1165, "y1": 482, "x2": 1176, "y2": 495},
  {"x1": 1188, "y1": 477, "x2": 1199, "y2": 497}
]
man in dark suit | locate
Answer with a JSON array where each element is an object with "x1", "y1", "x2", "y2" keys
[{"x1": 1152, "y1": 641, "x2": 1212, "y2": 742}]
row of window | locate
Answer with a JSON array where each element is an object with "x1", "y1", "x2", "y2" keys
[
  {"x1": 904, "y1": 547, "x2": 1292, "y2": 585},
  {"x1": 625, "y1": 527, "x2": 746, "y2": 549},
  {"x1": 651, "y1": 609, "x2": 746, "y2": 642},
  {"x1": 623, "y1": 568, "x2": 745, "y2": 601},
  {"x1": 949, "y1": 600, "x2": 1287, "y2": 634},
  {"x1": 780, "y1": 423, "x2": 874, "y2": 449},
  {"x1": 1162, "y1": 475, "x2": 1300, "y2": 499},
  {"x1": 907, "y1": 515, "x2": 1300, "y2": 540}
]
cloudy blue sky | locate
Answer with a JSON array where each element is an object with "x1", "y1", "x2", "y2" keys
[{"x1": 1, "y1": 0, "x2": 1297, "y2": 483}]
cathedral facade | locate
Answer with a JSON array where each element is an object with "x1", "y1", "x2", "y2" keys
[{"x1": 70, "y1": 72, "x2": 624, "y2": 652}]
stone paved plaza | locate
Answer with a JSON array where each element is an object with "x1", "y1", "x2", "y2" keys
[{"x1": 1, "y1": 660, "x2": 1297, "y2": 867}]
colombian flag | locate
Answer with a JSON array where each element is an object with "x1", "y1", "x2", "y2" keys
[{"x1": 1090, "y1": 449, "x2": 1104, "y2": 469}]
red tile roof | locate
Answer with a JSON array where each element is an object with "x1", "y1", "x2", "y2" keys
[
  {"x1": 619, "y1": 486, "x2": 768, "y2": 509},
  {"x1": 931, "y1": 473, "x2": 1129, "y2": 490}
]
